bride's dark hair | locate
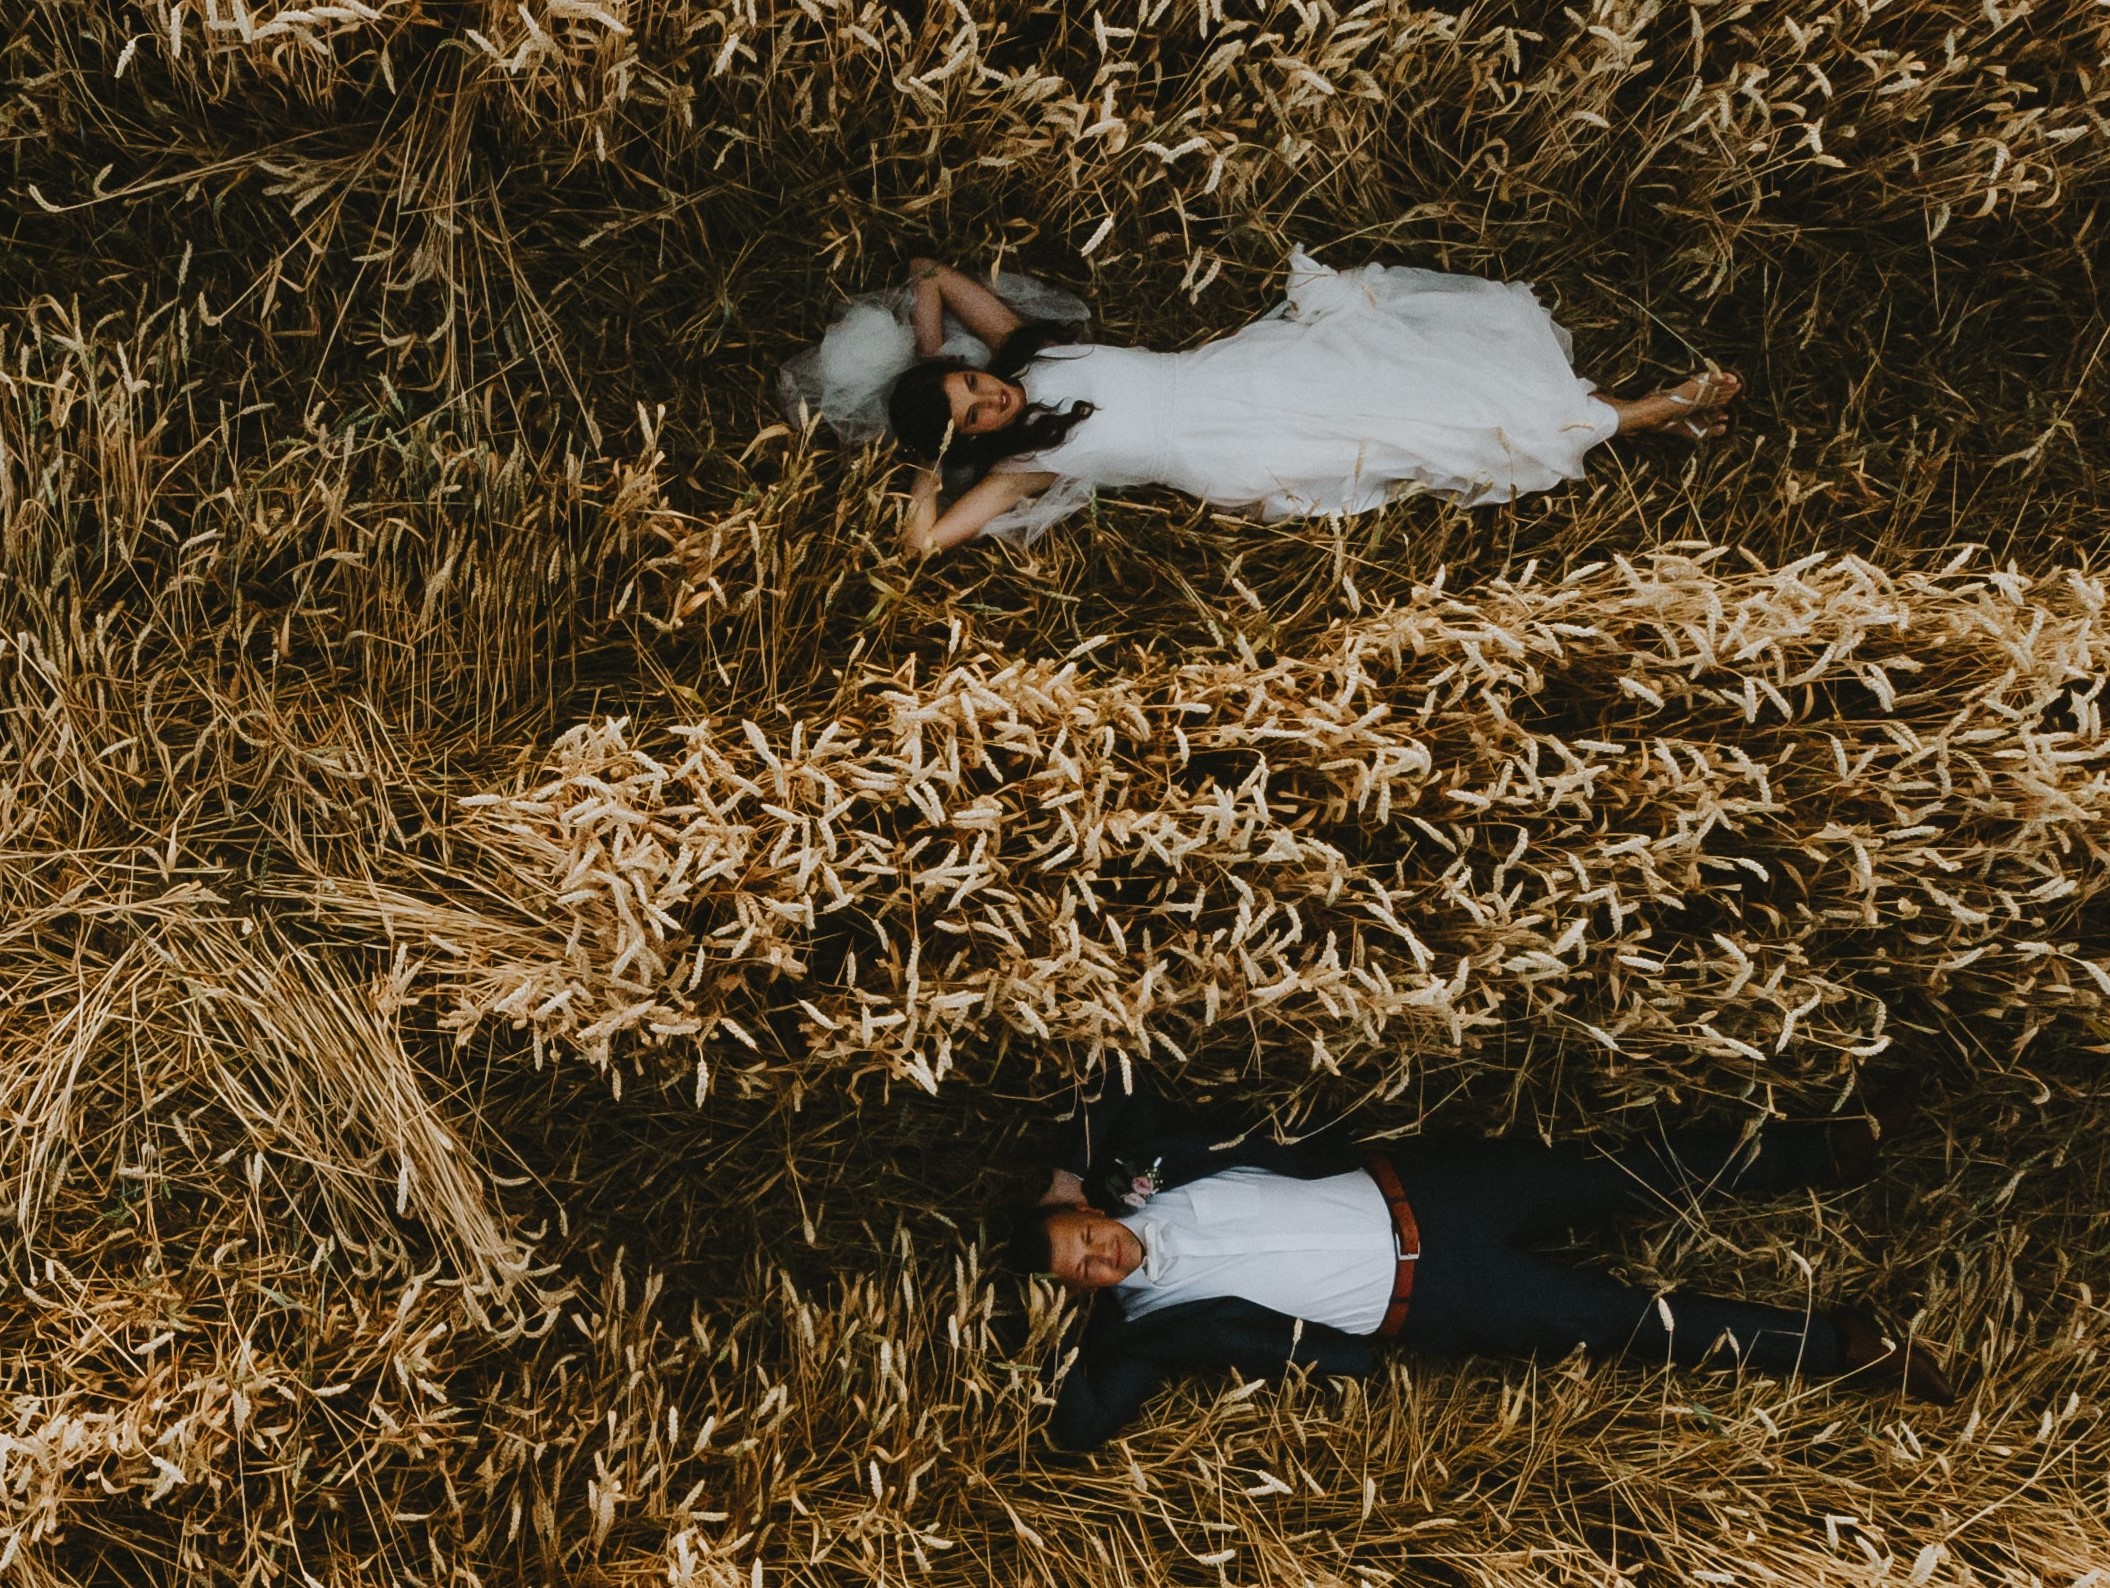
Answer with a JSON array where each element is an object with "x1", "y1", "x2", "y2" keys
[{"x1": 887, "y1": 322, "x2": 1093, "y2": 477}]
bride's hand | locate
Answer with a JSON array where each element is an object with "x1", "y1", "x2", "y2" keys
[
  {"x1": 903, "y1": 469, "x2": 943, "y2": 555},
  {"x1": 1040, "y1": 1169, "x2": 1087, "y2": 1208}
]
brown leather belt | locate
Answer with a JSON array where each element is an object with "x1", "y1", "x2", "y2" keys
[{"x1": 1365, "y1": 1154, "x2": 1421, "y2": 1338}]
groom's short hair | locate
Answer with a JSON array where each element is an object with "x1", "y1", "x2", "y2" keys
[{"x1": 1002, "y1": 1205, "x2": 1061, "y2": 1276}]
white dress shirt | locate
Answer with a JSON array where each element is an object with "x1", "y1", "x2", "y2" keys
[{"x1": 1112, "y1": 1166, "x2": 1398, "y2": 1335}]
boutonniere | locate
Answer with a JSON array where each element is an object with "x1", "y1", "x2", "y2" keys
[{"x1": 1109, "y1": 1156, "x2": 1165, "y2": 1210}]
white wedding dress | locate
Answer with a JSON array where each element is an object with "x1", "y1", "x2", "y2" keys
[
  {"x1": 988, "y1": 249, "x2": 1616, "y2": 543},
  {"x1": 778, "y1": 248, "x2": 1617, "y2": 546}
]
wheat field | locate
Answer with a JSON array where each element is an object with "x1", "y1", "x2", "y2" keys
[{"x1": 3, "y1": 2, "x2": 2108, "y2": 1584}]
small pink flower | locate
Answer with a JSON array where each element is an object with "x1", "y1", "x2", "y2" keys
[{"x1": 1109, "y1": 1156, "x2": 1163, "y2": 1211}]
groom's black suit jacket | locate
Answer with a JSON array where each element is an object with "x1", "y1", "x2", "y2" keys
[{"x1": 1044, "y1": 1074, "x2": 1379, "y2": 1450}]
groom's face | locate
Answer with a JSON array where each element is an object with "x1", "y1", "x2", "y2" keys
[{"x1": 1044, "y1": 1208, "x2": 1144, "y2": 1293}]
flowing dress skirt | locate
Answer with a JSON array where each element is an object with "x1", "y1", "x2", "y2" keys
[{"x1": 1166, "y1": 250, "x2": 1619, "y2": 517}]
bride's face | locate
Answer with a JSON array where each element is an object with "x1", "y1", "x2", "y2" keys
[{"x1": 943, "y1": 370, "x2": 1024, "y2": 435}]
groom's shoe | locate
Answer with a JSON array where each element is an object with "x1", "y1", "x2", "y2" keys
[{"x1": 1830, "y1": 1306, "x2": 1957, "y2": 1405}]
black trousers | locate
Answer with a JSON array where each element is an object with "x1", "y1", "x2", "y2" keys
[{"x1": 1388, "y1": 1123, "x2": 1843, "y2": 1376}]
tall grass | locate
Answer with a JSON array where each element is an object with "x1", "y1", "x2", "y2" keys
[{"x1": 3, "y1": 1, "x2": 2107, "y2": 1583}]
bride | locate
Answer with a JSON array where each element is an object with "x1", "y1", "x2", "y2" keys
[{"x1": 785, "y1": 251, "x2": 1741, "y2": 557}]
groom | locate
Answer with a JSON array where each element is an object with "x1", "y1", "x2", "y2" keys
[{"x1": 1008, "y1": 1069, "x2": 1952, "y2": 1450}]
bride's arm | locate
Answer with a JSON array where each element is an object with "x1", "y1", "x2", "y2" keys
[
  {"x1": 909, "y1": 266, "x2": 946, "y2": 358},
  {"x1": 907, "y1": 257, "x2": 1025, "y2": 355},
  {"x1": 905, "y1": 467, "x2": 1057, "y2": 556}
]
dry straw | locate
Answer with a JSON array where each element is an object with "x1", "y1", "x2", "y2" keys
[
  {"x1": 4, "y1": 0, "x2": 2108, "y2": 1583},
  {"x1": 383, "y1": 550, "x2": 2109, "y2": 1116}
]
